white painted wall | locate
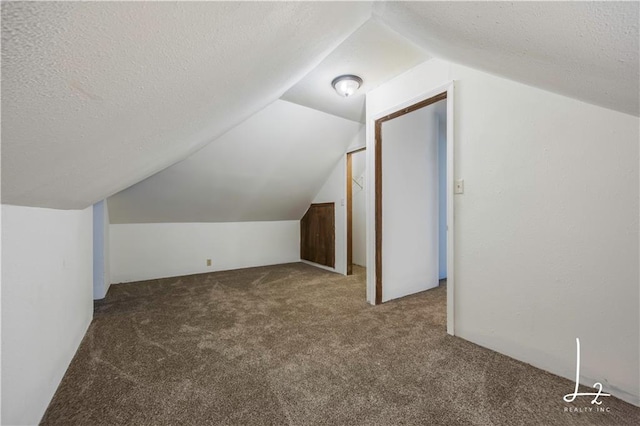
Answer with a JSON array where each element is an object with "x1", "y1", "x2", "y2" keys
[
  {"x1": 110, "y1": 221, "x2": 300, "y2": 283},
  {"x1": 311, "y1": 158, "x2": 347, "y2": 275},
  {"x1": 93, "y1": 200, "x2": 111, "y2": 299},
  {"x1": 380, "y1": 105, "x2": 440, "y2": 302},
  {"x1": 438, "y1": 113, "x2": 447, "y2": 279},
  {"x1": 367, "y1": 58, "x2": 640, "y2": 405},
  {"x1": 347, "y1": 126, "x2": 366, "y2": 152},
  {"x1": 304, "y1": 126, "x2": 366, "y2": 275},
  {"x1": 352, "y1": 149, "x2": 367, "y2": 267},
  {"x1": 1, "y1": 204, "x2": 93, "y2": 425}
]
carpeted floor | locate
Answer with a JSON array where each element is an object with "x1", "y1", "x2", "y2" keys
[{"x1": 42, "y1": 263, "x2": 639, "y2": 425}]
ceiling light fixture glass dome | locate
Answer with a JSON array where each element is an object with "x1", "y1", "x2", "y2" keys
[{"x1": 331, "y1": 74, "x2": 363, "y2": 98}]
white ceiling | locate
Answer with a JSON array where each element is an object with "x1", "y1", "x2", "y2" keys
[
  {"x1": 281, "y1": 19, "x2": 429, "y2": 123},
  {"x1": 374, "y1": 1, "x2": 639, "y2": 116},
  {"x1": 108, "y1": 100, "x2": 362, "y2": 223},
  {"x1": 1, "y1": 1, "x2": 372, "y2": 209},
  {"x1": 2, "y1": 1, "x2": 637, "y2": 214}
]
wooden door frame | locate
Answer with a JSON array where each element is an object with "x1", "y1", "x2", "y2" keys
[
  {"x1": 346, "y1": 147, "x2": 366, "y2": 275},
  {"x1": 368, "y1": 81, "x2": 455, "y2": 336}
]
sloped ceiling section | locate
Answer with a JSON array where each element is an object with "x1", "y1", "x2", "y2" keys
[
  {"x1": 374, "y1": 1, "x2": 639, "y2": 116},
  {"x1": 3, "y1": 1, "x2": 637, "y2": 216},
  {"x1": 1, "y1": 1, "x2": 372, "y2": 209},
  {"x1": 108, "y1": 100, "x2": 362, "y2": 224}
]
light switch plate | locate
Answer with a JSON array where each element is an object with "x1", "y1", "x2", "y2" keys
[{"x1": 454, "y1": 179, "x2": 464, "y2": 194}]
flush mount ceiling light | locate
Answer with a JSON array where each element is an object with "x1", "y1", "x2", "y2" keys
[{"x1": 331, "y1": 74, "x2": 363, "y2": 98}]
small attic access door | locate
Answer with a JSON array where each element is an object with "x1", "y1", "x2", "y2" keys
[{"x1": 300, "y1": 203, "x2": 335, "y2": 268}]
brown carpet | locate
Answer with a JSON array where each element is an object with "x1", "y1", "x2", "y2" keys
[{"x1": 42, "y1": 263, "x2": 639, "y2": 425}]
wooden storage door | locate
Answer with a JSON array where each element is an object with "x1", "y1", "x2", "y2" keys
[{"x1": 300, "y1": 203, "x2": 335, "y2": 268}]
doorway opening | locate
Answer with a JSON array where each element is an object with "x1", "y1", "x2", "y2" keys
[
  {"x1": 347, "y1": 147, "x2": 366, "y2": 276},
  {"x1": 372, "y1": 85, "x2": 454, "y2": 334}
]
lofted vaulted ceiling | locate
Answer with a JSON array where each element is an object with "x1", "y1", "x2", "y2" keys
[
  {"x1": 1, "y1": 1, "x2": 372, "y2": 209},
  {"x1": 2, "y1": 1, "x2": 637, "y2": 217}
]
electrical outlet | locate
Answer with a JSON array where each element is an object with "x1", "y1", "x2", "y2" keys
[{"x1": 206, "y1": 259, "x2": 212, "y2": 266}]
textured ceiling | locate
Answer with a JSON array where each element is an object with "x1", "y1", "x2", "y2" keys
[
  {"x1": 1, "y1": 1, "x2": 372, "y2": 209},
  {"x1": 2, "y1": 1, "x2": 637, "y2": 214},
  {"x1": 108, "y1": 100, "x2": 362, "y2": 223},
  {"x1": 374, "y1": 1, "x2": 639, "y2": 116},
  {"x1": 281, "y1": 19, "x2": 429, "y2": 123}
]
